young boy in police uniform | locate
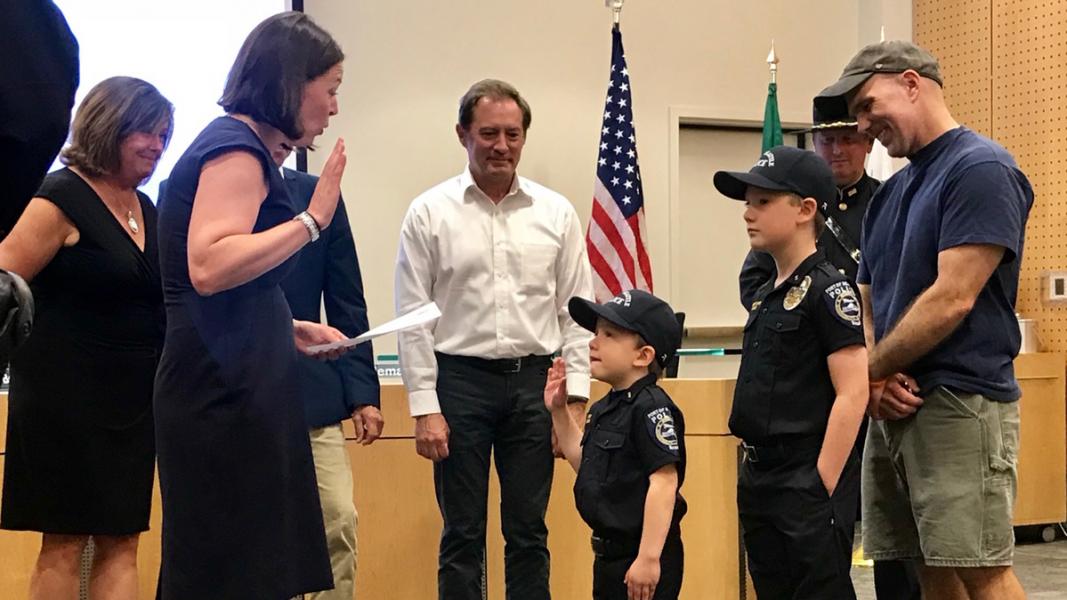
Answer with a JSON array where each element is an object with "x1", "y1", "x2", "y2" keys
[
  {"x1": 714, "y1": 145, "x2": 869, "y2": 599},
  {"x1": 544, "y1": 289, "x2": 686, "y2": 600}
]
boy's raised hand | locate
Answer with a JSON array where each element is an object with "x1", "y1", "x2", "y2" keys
[{"x1": 543, "y1": 357, "x2": 568, "y2": 412}]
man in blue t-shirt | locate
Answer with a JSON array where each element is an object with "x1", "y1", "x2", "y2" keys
[{"x1": 817, "y1": 41, "x2": 1033, "y2": 600}]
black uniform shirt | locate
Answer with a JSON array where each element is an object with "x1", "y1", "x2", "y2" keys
[
  {"x1": 739, "y1": 173, "x2": 881, "y2": 309},
  {"x1": 730, "y1": 251, "x2": 866, "y2": 444},
  {"x1": 575, "y1": 374, "x2": 687, "y2": 540},
  {"x1": 820, "y1": 173, "x2": 880, "y2": 282}
]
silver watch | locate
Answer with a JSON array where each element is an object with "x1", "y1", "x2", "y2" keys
[{"x1": 293, "y1": 211, "x2": 320, "y2": 242}]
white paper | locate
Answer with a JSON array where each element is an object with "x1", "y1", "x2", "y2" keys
[{"x1": 306, "y1": 302, "x2": 441, "y2": 354}]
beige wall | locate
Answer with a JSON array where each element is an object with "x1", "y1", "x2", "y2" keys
[
  {"x1": 860, "y1": 0, "x2": 912, "y2": 45},
  {"x1": 304, "y1": 0, "x2": 910, "y2": 355}
]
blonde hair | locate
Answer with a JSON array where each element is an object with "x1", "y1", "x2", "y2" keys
[{"x1": 786, "y1": 193, "x2": 826, "y2": 238}]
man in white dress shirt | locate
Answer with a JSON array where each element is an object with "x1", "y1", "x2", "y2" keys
[{"x1": 395, "y1": 79, "x2": 593, "y2": 600}]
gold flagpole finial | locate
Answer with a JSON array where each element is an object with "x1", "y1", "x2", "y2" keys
[
  {"x1": 766, "y1": 40, "x2": 779, "y2": 84},
  {"x1": 605, "y1": 0, "x2": 624, "y2": 25}
]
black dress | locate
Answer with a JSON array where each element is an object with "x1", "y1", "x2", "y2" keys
[
  {"x1": 1, "y1": 167, "x2": 162, "y2": 534},
  {"x1": 154, "y1": 117, "x2": 331, "y2": 599}
]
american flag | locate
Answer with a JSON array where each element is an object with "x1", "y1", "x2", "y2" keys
[{"x1": 586, "y1": 24, "x2": 652, "y2": 302}]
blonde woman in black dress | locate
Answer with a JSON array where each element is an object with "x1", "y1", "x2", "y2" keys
[{"x1": 0, "y1": 76, "x2": 172, "y2": 600}]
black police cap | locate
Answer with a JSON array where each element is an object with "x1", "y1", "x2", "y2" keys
[
  {"x1": 713, "y1": 145, "x2": 837, "y2": 208},
  {"x1": 568, "y1": 290, "x2": 682, "y2": 368}
]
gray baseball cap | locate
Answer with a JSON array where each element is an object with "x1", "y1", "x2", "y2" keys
[{"x1": 816, "y1": 40, "x2": 943, "y2": 107}]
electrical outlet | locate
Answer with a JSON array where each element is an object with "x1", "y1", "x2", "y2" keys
[{"x1": 1046, "y1": 272, "x2": 1067, "y2": 302}]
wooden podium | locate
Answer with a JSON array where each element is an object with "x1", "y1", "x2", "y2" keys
[
  {"x1": 1, "y1": 355, "x2": 1063, "y2": 599},
  {"x1": 348, "y1": 378, "x2": 744, "y2": 600}
]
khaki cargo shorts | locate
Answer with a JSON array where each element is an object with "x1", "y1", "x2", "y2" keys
[{"x1": 862, "y1": 385, "x2": 1019, "y2": 567}]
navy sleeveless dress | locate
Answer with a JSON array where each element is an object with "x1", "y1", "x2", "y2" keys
[{"x1": 154, "y1": 117, "x2": 331, "y2": 599}]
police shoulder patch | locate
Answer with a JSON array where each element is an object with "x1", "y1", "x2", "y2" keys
[
  {"x1": 823, "y1": 280, "x2": 862, "y2": 327},
  {"x1": 644, "y1": 406, "x2": 679, "y2": 453}
]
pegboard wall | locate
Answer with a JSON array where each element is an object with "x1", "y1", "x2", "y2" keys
[
  {"x1": 914, "y1": 0, "x2": 992, "y2": 136},
  {"x1": 915, "y1": 0, "x2": 1067, "y2": 354}
]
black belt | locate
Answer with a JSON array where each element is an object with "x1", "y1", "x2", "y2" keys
[
  {"x1": 591, "y1": 535, "x2": 640, "y2": 559},
  {"x1": 591, "y1": 527, "x2": 680, "y2": 559},
  {"x1": 436, "y1": 352, "x2": 552, "y2": 374},
  {"x1": 741, "y1": 436, "x2": 823, "y2": 468}
]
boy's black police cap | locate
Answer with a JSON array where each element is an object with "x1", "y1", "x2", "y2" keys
[
  {"x1": 568, "y1": 290, "x2": 682, "y2": 368},
  {"x1": 713, "y1": 145, "x2": 837, "y2": 207},
  {"x1": 815, "y1": 40, "x2": 942, "y2": 114}
]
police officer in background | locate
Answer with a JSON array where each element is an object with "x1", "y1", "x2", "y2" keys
[
  {"x1": 737, "y1": 97, "x2": 921, "y2": 600},
  {"x1": 739, "y1": 96, "x2": 879, "y2": 308}
]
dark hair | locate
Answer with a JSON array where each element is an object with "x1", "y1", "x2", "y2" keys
[
  {"x1": 458, "y1": 79, "x2": 532, "y2": 132},
  {"x1": 61, "y1": 76, "x2": 173, "y2": 178},
  {"x1": 814, "y1": 211, "x2": 827, "y2": 237},
  {"x1": 219, "y1": 12, "x2": 343, "y2": 140}
]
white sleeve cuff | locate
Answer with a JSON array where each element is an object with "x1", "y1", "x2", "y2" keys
[
  {"x1": 407, "y1": 389, "x2": 442, "y2": 417},
  {"x1": 565, "y1": 372, "x2": 591, "y2": 400}
]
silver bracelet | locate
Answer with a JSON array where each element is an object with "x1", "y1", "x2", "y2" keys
[{"x1": 293, "y1": 211, "x2": 320, "y2": 242}]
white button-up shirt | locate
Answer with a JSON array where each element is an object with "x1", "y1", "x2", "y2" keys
[{"x1": 395, "y1": 167, "x2": 594, "y2": 416}]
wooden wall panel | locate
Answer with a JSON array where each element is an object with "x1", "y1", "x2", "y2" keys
[
  {"x1": 917, "y1": 0, "x2": 1067, "y2": 353},
  {"x1": 1014, "y1": 353, "x2": 1067, "y2": 525},
  {"x1": 914, "y1": 0, "x2": 992, "y2": 135},
  {"x1": 993, "y1": 0, "x2": 1067, "y2": 353}
]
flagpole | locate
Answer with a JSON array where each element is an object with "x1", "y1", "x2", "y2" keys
[
  {"x1": 766, "y1": 40, "x2": 778, "y2": 84},
  {"x1": 589, "y1": 1, "x2": 653, "y2": 299},
  {"x1": 605, "y1": 0, "x2": 623, "y2": 25},
  {"x1": 761, "y1": 41, "x2": 783, "y2": 151}
]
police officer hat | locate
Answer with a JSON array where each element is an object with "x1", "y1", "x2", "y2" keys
[
  {"x1": 807, "y1": 95, "x2": 857, "y2": 132},
  {"x1": 568, "y1": 290, "x2": 682, "y2": 368},
  {"x1": 713, "y1": 145, "x2": 837, "y2": 208}
]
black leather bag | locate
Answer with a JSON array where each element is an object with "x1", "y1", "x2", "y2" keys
[{"x1": 0, "y1": 269, "x2": 33, "y2": 365}]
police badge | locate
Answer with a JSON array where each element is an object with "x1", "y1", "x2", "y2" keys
[{"x1": 783, "y1": 275, "x2": 811, "y2": 310}]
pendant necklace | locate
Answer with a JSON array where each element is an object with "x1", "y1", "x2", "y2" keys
[{"x1": 126, "y1": 210, "x2": 139, "y2": 233}]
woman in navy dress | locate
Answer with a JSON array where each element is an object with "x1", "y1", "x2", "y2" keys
[{"x1": 154, "y1": 12, "x2": 350, "y2": 599}]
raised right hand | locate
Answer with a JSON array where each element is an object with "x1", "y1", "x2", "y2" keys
[
  {"x1": 414, "y1": 412, "x2": 450, "y2": 462},
  {"x1": 306, "y1": 138, "x2": 347, "y2": 229},
  {"x1": 543, "y1": 357, "x2": 568, "y2": 412}
]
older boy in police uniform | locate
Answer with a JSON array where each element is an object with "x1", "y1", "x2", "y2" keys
[
  {"x1": 715, "y1": 146, "x2": 869, "y2": 599},
  {"x1": 739, "y1": 96, "x2": 880, "y2": 308}
]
